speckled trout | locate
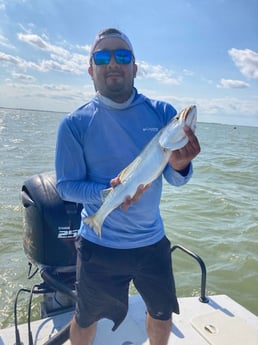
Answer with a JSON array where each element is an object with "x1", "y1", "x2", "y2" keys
[{"x1": 84, "y1": 105, "x2": 197, "y2": 237}]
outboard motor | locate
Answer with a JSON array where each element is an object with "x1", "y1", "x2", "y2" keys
[{"x1": 21, "y1": 171, "x2": 83, "y2": 317}]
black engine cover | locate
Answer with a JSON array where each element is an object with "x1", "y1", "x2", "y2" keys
[{"x1": 21, "y1": 172, "x2": 82, "y2": 268}]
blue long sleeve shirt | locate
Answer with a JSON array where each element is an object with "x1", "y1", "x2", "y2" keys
[{"x1": 55, "y1": 89, "x2": 193, "y2": 248}]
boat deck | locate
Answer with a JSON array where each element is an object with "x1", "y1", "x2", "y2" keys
[{"x1": 0, "y1": 294, "x2": 257, "y2": 344}]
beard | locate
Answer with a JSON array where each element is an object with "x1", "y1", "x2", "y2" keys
[
  {"x1": 93, "y1": 67, "x2": 135, "y2": 102},
  {"x1": 102, "y1": 76, "x2": 133, "y2": 102},
  {"x1": 105, "y1": 70, "x2": 125, "y2": 91}
]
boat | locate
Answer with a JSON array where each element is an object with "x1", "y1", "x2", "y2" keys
[{"x1": 0, "y1": 172, "x2": 257, "y2": 345}]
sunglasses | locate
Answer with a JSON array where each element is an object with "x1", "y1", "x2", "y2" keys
[{"x1": 92, "y1": 49, "x2": 133, "y2": 65}]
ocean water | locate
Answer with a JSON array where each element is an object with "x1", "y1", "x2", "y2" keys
[{"x1": 0, "y1": 107, "x2": 257, "y2": 329}]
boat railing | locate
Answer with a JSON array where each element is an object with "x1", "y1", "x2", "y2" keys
[{"x1": 171, "y1": 244, "x2": 209, "y2": 303}]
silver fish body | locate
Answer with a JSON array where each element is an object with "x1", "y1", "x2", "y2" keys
[{"x1": 84, "y1": 105, "x2": 197, "y2": 236}]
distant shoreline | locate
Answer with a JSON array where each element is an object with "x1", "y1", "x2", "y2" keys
[{"x1": 0, "y1": 106, "x2": 65, "y2": 115}]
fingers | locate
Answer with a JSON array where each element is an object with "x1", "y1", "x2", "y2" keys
[
  {"x1": 169, "y1": 127, "x2": 201, "y2": 171},
  {"x1": 183, "y1": 126, "x2": 201, "y2": 155},
  {"x1": 110, "y1": 176, "x2": 151, "y2": 211},
  {"x1": 110, "y1": 176, "x2": 121, "y2": 187},
  {"x1": 121, "y1": 183, "x2": 151, "y2": 211},
  {"x1": 120, "y1": 196, "x2": 133, "y2": 211}
]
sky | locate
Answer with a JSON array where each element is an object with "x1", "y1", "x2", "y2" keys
[{"x1": 0, "y1": 0, "x2": 258, "y2": 126}]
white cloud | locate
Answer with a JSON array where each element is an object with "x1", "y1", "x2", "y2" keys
[
  {"x1": 0, "y1": 33, "x2": 88, "y2": 75},
  {"x1": 137, "y1": 60, "x2": 181, "y2": 85},
  {"x1": 40, "y1": 59, "x2": 74, "y2": 73},
  {"x1": 11, "y1": 71, "x2": 36, "y2": 81},
  {"x1": 77, "y1": 44, "x2": 91, "y2": 53},
  {"x1": 0, "y1": 51, "x2": 45, "y2": 71},
  {"x1": 217, "y1": 78, "x2": 249, "y2": 89},
  {"x1": 0, "y1": 52, "x2": 21, "y2": 65},
  {"x1": 151, "y1": 93, "x2": 258, "y2": 120},
  {"x1": 0, "y1": 81, "x2": 94, "y2": 112},
  {"x1": 17, "y1": 33, "x2": 70, "y2": 57},
  {"x1": 42, "y1": 84, "x2": 70, "y2": 91},
  {"x1": 228, "y1": 48, "x2": 258, "y2": 79},
  {"x1": 0, "y1": 34, "x2": 15, "y2": 49}
]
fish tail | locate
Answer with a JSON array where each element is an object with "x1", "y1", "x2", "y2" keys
[{"x1": 83, "y1": 215, "x2": 102, "y2": 238}]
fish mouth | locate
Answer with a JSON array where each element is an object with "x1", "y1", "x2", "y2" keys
[
  {"x1": 158, "y1": 105, "x2": 197, "y2": 150},
  {"x1": 173, "y1": 105, "x2": 196, "y2": 125},
  {"x1": 184, "y1": 105, "x2": 197, "y2": 129},
  {"x1": 182, "y1": 105, "x2": 196, "y2": 120}
]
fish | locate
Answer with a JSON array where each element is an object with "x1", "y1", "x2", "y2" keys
[{"x1": 84, "y1": 105, "x2": 197, "y2": 237}]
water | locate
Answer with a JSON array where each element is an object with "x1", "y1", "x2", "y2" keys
[{"x1": 0, "y1": 108, "x2": 257, "y2": 329}]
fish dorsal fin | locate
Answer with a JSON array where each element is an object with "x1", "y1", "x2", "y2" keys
[{"x1": 100, "y1": 187, "x2": 113, "y2": 202}]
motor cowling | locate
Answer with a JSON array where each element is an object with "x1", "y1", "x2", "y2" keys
[{"x1": 21, "y1": 172, "x2": 83, "y2": 269}]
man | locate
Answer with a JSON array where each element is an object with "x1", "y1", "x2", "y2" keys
[{"x1": 55, "y1": 28, "x2": 200, "y2": 345}]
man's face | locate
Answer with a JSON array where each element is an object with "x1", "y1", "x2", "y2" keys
[{"x1": 88, "y1": 37, "x2": 137, "y2": 102}]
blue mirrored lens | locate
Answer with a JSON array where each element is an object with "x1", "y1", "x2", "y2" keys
[
  {"x1": 93, "y1": 51, "x2": 111, "y2": 65},
  {"x1": 114, "y1": 49, "x2": 132, "y2": 64},
  {"x1": 92, "y1": 49, "x2": 132, "y2": 65}
]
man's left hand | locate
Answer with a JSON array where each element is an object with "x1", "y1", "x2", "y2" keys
[{"x1": 110, "y1": 177, "x2": 150, "y2": 211}]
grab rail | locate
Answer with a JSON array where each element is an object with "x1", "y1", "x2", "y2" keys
[{"x1": 171, "y1": 244, "x2": 209, "y2": 303}]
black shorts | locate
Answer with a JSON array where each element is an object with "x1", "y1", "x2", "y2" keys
[{"x1": 74, "y1": 236, "x2": 179, "y2": 330}]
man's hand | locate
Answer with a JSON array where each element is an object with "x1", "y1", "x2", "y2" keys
[
  {"x1": 169, "y1": 126, "x2": 201, "y2": 172},
  {"x1": 110, "y1": 177, "x2": 151, "y2": 211}
]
